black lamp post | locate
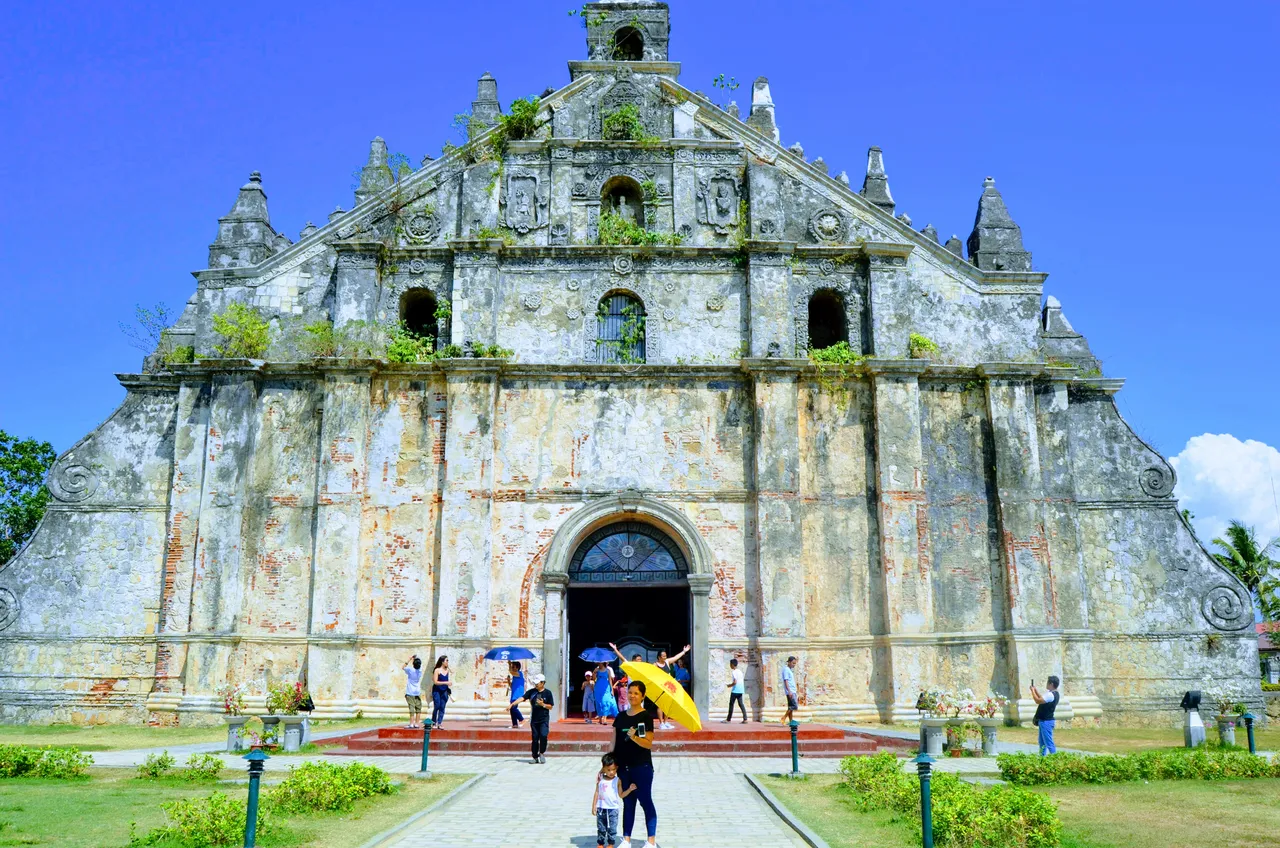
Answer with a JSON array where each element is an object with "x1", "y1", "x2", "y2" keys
[
  {"x1": 242, "y1": 748, "x2": 268, "y2": 848},
  {"x1": 1242, "y1": 711, "x2": 1256, "y2": 755},
  {"x1": 787, "y1": 719, "x2": 803, "y2": 778},
  {"x1": 914, "y1": 751, "x2": 935, "y2": 848}
]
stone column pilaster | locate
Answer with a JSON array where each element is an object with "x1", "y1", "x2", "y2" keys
[
  {"x1": 744, "y1": 241, "x2": 796, "y2": 358},
  {"x1": 864, "y1": 243, "x2": 914, "y2": 358},
  {"x1": 673, "y1": 146, "x2": 697, "y2": 244},
  {"x1": 979, "y1": 364, "x2": 1064, "y2": 720},
  {"x1": 450, "y1": 243, "x2": 502, "y2": 347},
  {"x1": 868, "y1": 360, "x2": 934, "y2": 718},
  {"x1": 541, "y1": 571, "x2": 569, "y2": 709},
  {"x1": 150, "y1": 380, "x2": 212, "y2": 708},
  {"x1": 548, "y1": 141, "x2": 576, "y2": 246},
  {"x1": 305, "y1": 363, "x2": 376, "y2": 705},
  {"x1": 687, "y1": 572, "x2": 712, "y2": 721},
  {"x1": 332, "y1": 246, "x2": 382, "y2": 333},
  {"x1": 186, "y1": 363, "x2": 261, "y2": 690},
  {"x1": 435, "y1": 360, "x2": 500, "y2": 642},
  {"x1": 744, "y1": 358, "x2": 806, "y2": 640}
]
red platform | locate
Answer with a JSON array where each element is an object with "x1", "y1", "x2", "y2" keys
[{"x1": 330, "y1": 720, "x2": 914, "y2": 758}]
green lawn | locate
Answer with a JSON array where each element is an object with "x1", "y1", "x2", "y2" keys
[
  {"x1": 996, "y1": 724, "x2": 1280, "y2": 754},
  {"x1": 0, "y1": 718, "x2": 391, "y2": 752},
  {"x1": 0, "y1": 768, "x2": 471, "y2": 847},
  {"x1": 758, "y1": 773, "x2": 1280, "y2": 848}
]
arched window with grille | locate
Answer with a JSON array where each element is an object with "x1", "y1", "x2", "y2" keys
[{"x1": 595, "y1": 292, "x2": 646, "y2": 363}]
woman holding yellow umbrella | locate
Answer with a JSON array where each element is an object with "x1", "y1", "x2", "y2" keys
[{"x1": 608, "y1": 643, "x2": 704, "y2": 848}]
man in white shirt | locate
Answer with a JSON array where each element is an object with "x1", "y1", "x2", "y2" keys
[
  {"x1": 781, "y1": 656, "x2": 798, "y2": 723},
  {"x1": 722, "y1": 657, "x2": 747, "y2": 723},
  {"x1": 403, "y1": 655, "x2": 423, "y2": 729}
]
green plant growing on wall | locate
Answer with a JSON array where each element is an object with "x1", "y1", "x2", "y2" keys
[
  {"x1": 809, "y1": 341, "x2": 865, "y2": 411},
  {"x1": 597, "y1": 212, "x2": 682, "y2": 246},
  {"x1": 640, "y1": 179, "x2": 658, "y2": 201},
  {"x1": 907, "y1": 332, "x2": 940, "y2": 360},
  {"x1": 711, "y1": 72, "x2": 740, "y2": 110},
  {"x1": 211, "y1": 303, "x2": 271, "y2": 359},
  {"x1": 163, "y1": 345, "x2": 195, "y2": 365},
  {"x1": 601, "y1": 104, "x2": 660, "y2": 145},
  {"x1": 473, "y1": 226, "x2": 516, "y2": 246},
  {"x1": 119, "y1": 302, "x2": 173, "y2": 354},
  {"x1": 298, "y1": 320, "x2": 376, "y2": 359},
  {"x1": 470, "y1": 343, "x2": 515, "y2": 359},
  {"x1": 596, "y1": 301, "x2": 646, "y2": 364},
  {"x1": 568, "y1": 6, "x2": 609, "y2": 28},
  {"x1": 384, "y1": 322, "x2": 435, "y2": 363}
]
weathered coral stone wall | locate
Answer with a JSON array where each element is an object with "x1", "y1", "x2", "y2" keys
[{"x1": 0, "y1": 1, "x2": 1260, "y2": 724}]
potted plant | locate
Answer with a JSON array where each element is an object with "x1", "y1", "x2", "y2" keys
[
  {"x1": 917, "y1": 689, "x2": 949, "y2": 756},
  {"x1": 973, "y1": 694, "x2": 1009, "y2": 755},
  {"x1": 1211, "y1": 692, "x2": 1243, "y2": 746},
  {"x1": 218, "y1": 683, "x2": 249, "y2": 752},
  {"x1": 241, "y1": 715, "x2": 276, "y2": 750},
  {"x1": 268, "y1": 680, "x2": 310, "y2": 752}
]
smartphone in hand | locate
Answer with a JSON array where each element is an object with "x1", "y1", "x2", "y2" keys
[{"x1": 636, "y1": 724, "x2": 646, "y2": 738}]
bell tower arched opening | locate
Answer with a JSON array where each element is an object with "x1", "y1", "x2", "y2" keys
[{"x1": 612, "y1": 26, "x2": 644, "y2": 60}]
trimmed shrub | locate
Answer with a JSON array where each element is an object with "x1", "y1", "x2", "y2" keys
[
  {"x1": 181, "y1": 753, "x2": 225, "y2": 781},
  {"x1": 997, "y1": 748, "x2": 1280, "y2": 786},
  {"x1": 839, "y1": 752, "x2": 1061, "y2": 848},
  {"x1": 267, "y1": 761, "x2": 393, "y2": 813},
  {"x1": 137, "y1": 750, "x2": 176, "y2": 780},
  {"x1": 0, "y1": 745, "x2": 93, "y2": 779},
  {"x1": 131, "y1": 791, "x2": 270, "y2": 847}
]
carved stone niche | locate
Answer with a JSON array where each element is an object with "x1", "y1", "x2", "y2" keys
[
  {"x1": 502, "y1": 170, "x2": 549, "y2": 235},
  {"x1": 593, "y1": 79, "x2": 666, "y2": 140},
  {"x1": 696, "y1": 168, "x2": 741, "y2": 235}
]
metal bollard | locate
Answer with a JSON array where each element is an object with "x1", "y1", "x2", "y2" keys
[
  {"x1": 788, "y1": 719, "x2": 802, "y2": 778},
  {"x1": 915, "y1": 752, "x2": 935, "y2": 848},
  {"x1": 1243, "y1": 712, "x2": 1256, "y2": 755},
  {"x1": 243, "y1": 748, "x2": 268, "y2": 848},
  {"x1": 417, "y1": 718, "x2": 434, "y2": 778}
]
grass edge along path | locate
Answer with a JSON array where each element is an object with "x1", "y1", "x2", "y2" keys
[
  {"x1": 0, "y1": 767, "x2": 472, "y2": 848},
  {"x1": 758, "y1": 771, "x2": 1280, "y2": 848},
  {"x1": 0, "y1": 718, "x2": 391, "y2": 752}
]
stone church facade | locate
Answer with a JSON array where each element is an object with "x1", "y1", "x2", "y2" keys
[{"x1": 0, "y1": 2, "x2": 1259, "y2": 726}]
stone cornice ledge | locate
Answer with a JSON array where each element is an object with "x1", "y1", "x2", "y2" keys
[
  {"x1": 568, "y1": 60, "x2": 681, "y2": 78},
  {"x1": 438, "y1": 358, "x2": 503, "y2": 376},
  {"x1": 1071, "y1": 376, "x2": 1126, "y2": 395},
  {"x1": 741, "y1": 357, "x2": 807, "y2": 376},
  {"x1": 864, "y1": 358, "x2": 929, "y2": 376},
  {"x1": 862, "y1": 241, "x2": 915, "y2": 259}
]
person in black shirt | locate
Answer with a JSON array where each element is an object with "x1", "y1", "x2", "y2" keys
[
  {"x1": 521, "y1": 673, "x2": 555, "y2": 763},
  {"x1": 1030, "y1": 675, "x2": 1060, "y2": 756},
  {"x1": 613, "y1": 680, "x2": 659, "y2": 847}
]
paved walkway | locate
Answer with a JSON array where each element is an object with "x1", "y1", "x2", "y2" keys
[{"x1": 382, "y1": 757, "x2": 810, "y2": 848}]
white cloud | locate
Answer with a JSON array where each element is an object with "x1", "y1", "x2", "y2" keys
[{"x1": 1170, "y1": 433, "x2": 1280, "y2": 545}]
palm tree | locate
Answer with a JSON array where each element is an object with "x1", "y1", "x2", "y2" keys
[{"x1": 1211, "y1": 520, "x2": 1279, "y2": 619}]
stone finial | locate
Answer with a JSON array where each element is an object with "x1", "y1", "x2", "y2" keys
[
  {"x1": 355, "y1": 137, "x2": 394, "y2": 206},
  {"x1": 788, "y1": 142, "x2": 805, "y2": 160},
  {"x1": 420, "y1": 153, "x2": 435, "y2": 166},
  {"x1": 945, "y1": 234, "x2": 963, "y2": 256},
  {"x1": 897, "y1": 213, "x2": 912, "y2": 227},
  {"x1": 726, "y1": 101, "x2": 740, "y2": 120},
  {"x1": 746, "y1": 76, "x2": 780, "y2": 144},
  {"x1": 300, "y1": 221, "x2": 317, "y2": 239},
  {"x1": 208, "y1": 171, "x2": 277, "y2": 269},
  {"x1": 836, "y1": 170, "x2": 850, "y2": 187},
  {"x1": 471, "y1": 72, "x2": 502, "y2": 130},
  {"x1": 921, "y1": 223, "x2": 940, "y2": 243},
  {"x1": 329, "y1": 205, "x2": 346, "y2": 223},
  {"x1": 812, "y1": 156, "x2": 828, "y2": 174},
  {"x1": 1041, "y1": 294, "x2": 1100, "y2": 370},
  {"x1": 860, "y1": 146, "x2": 895, "y2": 214},
  {"x1": 273, "y1": 232, "x2": 291, "y2": 254},
  {"x1": 967, "y1": 177, "x2": 1032, "y2": 271}
]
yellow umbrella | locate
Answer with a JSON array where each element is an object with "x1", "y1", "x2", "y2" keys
[{"x1": 620, "y1": 661, "x2": 702, "y2": 733}]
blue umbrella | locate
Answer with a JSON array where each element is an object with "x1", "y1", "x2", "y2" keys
[
  {"x1": 579, "y1": 646, "x2": 616, "y2": 663},
  {"x1": 484, "y1": 646, "x2": 536, "y2": 661}
]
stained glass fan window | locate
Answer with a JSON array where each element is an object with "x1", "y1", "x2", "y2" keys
[{"x1": 568, "y1": 522, "x2": 688, "y2": 584}]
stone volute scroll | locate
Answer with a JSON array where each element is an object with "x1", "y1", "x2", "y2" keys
[
  {"x1": 1138, "y1": 465, "x2": 1175, "y2": 497},
  {"x1": 1202, "y1": 584, "x2": 1253, "y2": 631},
  {"x1": 0, "y1": 588, "x2": 19, "y2": 632},
  {"x1": 47, "y1": 461, "x2": 100, "y2": 503}
]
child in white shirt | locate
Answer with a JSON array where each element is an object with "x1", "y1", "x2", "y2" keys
[{"x1": 591, "y1": 752, "x2": 636, "y2": 848}]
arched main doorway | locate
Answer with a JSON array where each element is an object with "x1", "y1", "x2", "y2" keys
[{"x1": 565, "y1": 522, "x2": 690, "y2": 715}]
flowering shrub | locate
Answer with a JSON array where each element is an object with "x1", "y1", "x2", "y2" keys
[
  {"x1": 217, "y1": 683, "x2": 246, "y2": 716},
  {"x1": 266, "y1": 681, "x2": 308, "y2": 715},
  {"x1": 973, "y1": 694, "x2": 1009, "y2": 719},
  {"x1": 240, "y1": 716, "x2": 278, "y2": 748},
  {"x1": 840, "y1": 752, "x2": 1062, "y2": 847},
  {"x1": 0, "y1": 745, "x2": 93, "y2": 779},
  {"x1": 137, "y1": 750, "x2": 176, "y2": 779},
  {"x1": 997, "y1": 748, "x2": 1280, "y2": 785},
  {"x1": 267, "y1": 761, "x2": 394, "y2": 813}
]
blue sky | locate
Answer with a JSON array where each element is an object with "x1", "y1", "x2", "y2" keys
[{"x1": 1, "y1": 1, "x2": 1277, "y2": 540}]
